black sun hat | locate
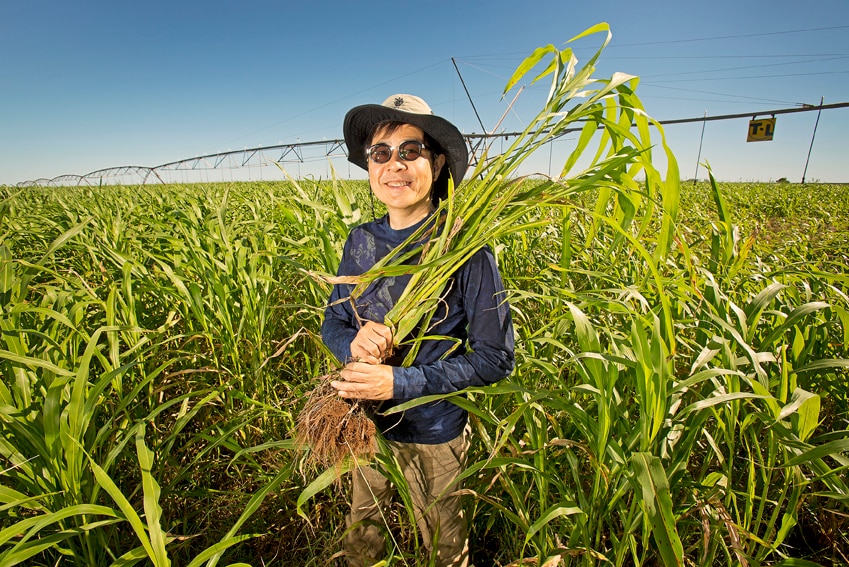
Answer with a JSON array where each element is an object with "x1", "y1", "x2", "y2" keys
[{"x1": 343, "y1": 94, "x2": 469, "y2": 201}]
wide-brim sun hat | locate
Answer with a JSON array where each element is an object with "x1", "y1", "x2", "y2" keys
[{"x1": 343, "y1": 94, "x2": 469, "y2": 201}]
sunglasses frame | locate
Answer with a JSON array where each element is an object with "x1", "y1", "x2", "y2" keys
[{"x1": 365, "y1": 140, "x2": 431, "y2": 164}]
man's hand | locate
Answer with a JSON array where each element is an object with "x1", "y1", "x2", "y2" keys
[
  {"x1": 349, "y1": 321, "x2": 393, "y2": 365},
  {"x1": 331, "y1": 362, "x2": 394, "y2": 400}
]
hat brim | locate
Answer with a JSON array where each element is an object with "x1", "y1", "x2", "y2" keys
[{"x1": 343, "y1": 104, "x2": 469, "y2": 197}]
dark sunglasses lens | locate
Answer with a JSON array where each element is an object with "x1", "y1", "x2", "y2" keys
[
  {"x1": 368, "y1": 145, "x2": 392, "y2": 163},
  {"x1": 399, "y1": 141, "x2": 422, "y2": 161}
]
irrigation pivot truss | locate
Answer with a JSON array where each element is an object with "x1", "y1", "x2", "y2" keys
[
  {"x1": 15, "y1": 102, "x2": 849, "y2": 188},
  {"x1": 19, "y1": 139, "x2": 348, "y2": 187}
]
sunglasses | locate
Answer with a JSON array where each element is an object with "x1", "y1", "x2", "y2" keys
[{"x1": 365, "y1": 140, "x2": 431, "y2": 164}]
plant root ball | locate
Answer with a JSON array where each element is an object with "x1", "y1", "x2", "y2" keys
[{"x1": 296, "y1": 374, "x2": 377, "y2": 469}]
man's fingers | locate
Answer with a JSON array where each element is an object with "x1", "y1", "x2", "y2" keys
[
  {"x1": 365, "y1": 329, "x2": 390, "y2": 353},
  {"x1": 350, "y1": 323, "x2": 393, "y2": 363},
  {"x1": 339, "y1": 362, "x2": 368, "y2": 380},
  {"x1": 350, "y1": 345, "x2": 378, "y2": 363},
  {"x1": 353, "y1": 349, "x2": 381, "y2": 364},
  {"x1": 372, "y1": 324, "x2": 392, "y2": 344},
  {"x1": 332, "y1": 362, "x2": 393, "y2": 400},
  {"x1": 362, "y1": 322, "x2": 393, "y2": 354},
  {"x1": 331, "y1": 382, "x2": 354, "y2": 398},
  {"x1": 331, "y1": 374, "x2": 367, "y2": 399}
]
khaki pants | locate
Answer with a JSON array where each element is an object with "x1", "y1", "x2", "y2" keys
[{"x1": 344, "y1": 427, "x2": 470, "y2": 567}]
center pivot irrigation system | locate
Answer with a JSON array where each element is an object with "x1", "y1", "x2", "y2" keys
[{"x1": 16, "y1": 101, "x2": 849, "y2": 188}]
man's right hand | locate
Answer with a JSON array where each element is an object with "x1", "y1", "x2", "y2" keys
[{"x1": 349, "y1": 321, "x2": 393, "y2": 365}]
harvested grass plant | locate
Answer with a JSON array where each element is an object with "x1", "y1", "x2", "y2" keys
[{"x1": 296, "y1": 22, "x2": 680, "y2": 473}]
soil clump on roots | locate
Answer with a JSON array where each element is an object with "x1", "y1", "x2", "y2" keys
[{"x1": 295, "y1": 374, "x2": 377, "y2": 469}]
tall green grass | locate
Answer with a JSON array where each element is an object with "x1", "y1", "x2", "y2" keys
[
  {"x1": 1, "y1": 174, "x2": 847, "y2": 565},
  {"x1": 0, "y1": 182, "x2": 363, "y2": 565}
]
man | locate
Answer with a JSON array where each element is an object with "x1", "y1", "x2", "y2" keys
[{"x1": 321, "y1": 94, "x2": 515, "y2": 566}]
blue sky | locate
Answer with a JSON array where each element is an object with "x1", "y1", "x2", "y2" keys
[{"x1": 2, "y1": 0, "x2": 847, "y2": 186}]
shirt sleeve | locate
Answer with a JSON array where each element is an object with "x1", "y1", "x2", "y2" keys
[
  {"x1": 320, "y1": 286, "x2": 358, "y2": 365},
  {"x1": 392, "y1": 246, "x2": 515, "y2": 398},
  {"x1": 320, "y1": 237, "x2": 359, "y2": 365}
]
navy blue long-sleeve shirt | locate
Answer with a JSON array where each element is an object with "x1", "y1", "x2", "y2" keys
[{"x1": 321, "y1": 213, "x2": 515, "y2": 444}]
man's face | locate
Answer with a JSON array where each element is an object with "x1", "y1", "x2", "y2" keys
[{"x1": 367, "y1": 123, "x2": 446, "y2": 229}]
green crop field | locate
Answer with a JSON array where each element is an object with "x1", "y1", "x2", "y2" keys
[
  {"x1": 1, "y1": 177, "x2": 847, "y2": 566},
  {"x1": 2, "y1": 27, "x2": 848, "y2": 567}
]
